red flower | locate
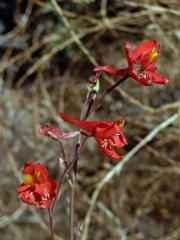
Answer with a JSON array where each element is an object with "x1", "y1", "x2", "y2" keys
[
  {"x1": 40, "y1": 124, "x2": 79, "y2": 140},
  {"x1": 94, "y1": 40, "x2": 169, "y2": 86},
  {"x1": 17, "y1": 162, "x2": 57, "y2": 209},
  {"x1": 60, "y1": 113, "x2": 127, "y2": 159}
]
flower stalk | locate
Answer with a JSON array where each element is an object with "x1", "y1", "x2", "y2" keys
[
  {"x1": 48, "y1": 207, "x2": 55, "y2": 240},
  {"x1": 70, "y1": 172, "x2": 76, "y2": 240}
]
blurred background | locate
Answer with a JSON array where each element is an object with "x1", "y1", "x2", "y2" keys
[{"x1": 0, "y1": 0, "x2": 180, "y2": 239}]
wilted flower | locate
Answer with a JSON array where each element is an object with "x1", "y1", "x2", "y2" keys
[
  {"x1": 60, "y1": 113, "x2": 127, "y2": 159},
  {"x1": 40, "y1": 124, "x2": 79, "y2": 140},
  {"x1": 17, "y1": 162, "x2": 57, "y2": 209},
  {"x1": 94, "y1": 40, "x2": 169, "y2": 86}
]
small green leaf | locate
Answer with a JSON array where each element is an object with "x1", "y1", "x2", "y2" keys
[{"x1": 92, "y1": 79, "x2": 100, "y2": 93}]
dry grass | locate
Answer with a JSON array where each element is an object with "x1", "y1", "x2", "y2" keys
[{"x1": 0, "y1": 0, "x2": 180, "y2": 239}]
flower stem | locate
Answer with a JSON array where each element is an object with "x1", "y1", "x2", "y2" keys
[
  {"x1": 80, "y1": 89, "x2": 91, "y2": 120},
  {"x1": 69, "y1": 72, "x2": 99, "y2": 239},
  {"x1": 84, "y1": 91, "x2": 97, "y2": 119},
  {"x1": 69, "y1": 135, "x2": 91, "y2": 240},
  {"x1": 48, "y1": 207, "x2": 55, "y2": 240},
  {"x1": 69, "y1": 89, "x2": 92, "y2": 238},
  {"x1": 101, "y1": 74, "x2": 128, "y2": 100},
  {"x1": 52, "y1": 158, "x2": 75, "y2": 212},
  {"x1": 70, "y1": 172, "x2": 76, "y2": 240}
]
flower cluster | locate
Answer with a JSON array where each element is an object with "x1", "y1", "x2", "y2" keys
[
  {"x1": 17, "y1": 162, "x2": 57, "y2": 209},
  {"x1": 17, "y1": 40, "x2": 170, "y2": 218}
]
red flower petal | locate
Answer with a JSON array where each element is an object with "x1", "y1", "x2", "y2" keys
[
  {"x1": 39, "y1": 199, "x2": 52, "y2": 209},
  {"x1": 22, "y1": 162, "x2": 36, "y2": 174},
  {"x1": 135, "y1": 70, "x2": 169, "y2": 85},
  {"x1": 130, "y1": 69, "x2": 153, "y2": 86},
  {"x1": 113, "y1": 132, "x2": 127, "y2": 148},
  {"x1": 17, "y1": 184, "x2": 32, "y2": 193},
  {"x1": 60, "y1": 113, "x2": 98, "y2": 133},
  {"x1": 94, "y1": 65, "x2": 128, "y2": 76},
  {"x1": 20, "y1": 191, "x2": 38, "y2": 206},
  {"x1": 95, "y1": 123, "x2": 125, "y2": 139},
  {"x1": 132, "y1": 40, "x2": 160, "y2": 60},
  {"x1": 124, "y1": 41, "x2": 132, "y2": 65},
  {"x1": 35, "y1": 180, "x2": 57, "y2": 199},
  {"x1": 47, "y1": 179, "x2": 57, "y2": 197},
  {"x1": 108, "y1": 150, "x2": 122, "y2": 159},
  {"x1": 97, "y1": 143, "x2": 122, "y2": 159},
  {"x1": 22, "y1": 162, "x2": 48, "y2": 184},
  {"x1": 151, "y1": 72, "x2": 169, "y2": 84},
  {"x1": 60, "y1": 113, "x2": 119, "y2": 131}
]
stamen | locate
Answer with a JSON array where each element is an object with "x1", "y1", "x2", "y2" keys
[
  {"x1": 149, "y1": 48, "x2": 158, "y2": 62},
  {"x1": 100, "y1": 139, "x2": 108, "y2": 149}
]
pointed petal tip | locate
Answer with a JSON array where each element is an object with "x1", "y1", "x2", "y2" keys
[
  {"x1": 124, "y1": 41, "x2": 131, "y2": 49},
  {"x1": 165, "y1": 78, "x2": 170, "y2": 84},
  {"x1": 106, "y1": 149, "x2": 123, "y2": 160},
  {"x1": 152, "y1": 73, "x2": 170, "y2": 85},
  {"x1": 59, "y1": 112, "x2": 64, "y2": 119},
  {"x1": 93, "y1": 66, "x2": 103, "y2": 72},
  {"x1": 59, "y1": 112, "x2": 71, "y2": 122},
  {"x1": 114, "y1": 154, "x2": 122, "y2": 160}
]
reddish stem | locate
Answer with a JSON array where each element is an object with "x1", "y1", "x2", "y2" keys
[
  {"x1": 70, "y1": 135, "x2": 91, "y2": 240},
  {"x1": 48, "y1": 207, "x2": 55, "y2": 240},
  {"x1": 52, "y1": 157, "x2": 76, "y2": 212}
]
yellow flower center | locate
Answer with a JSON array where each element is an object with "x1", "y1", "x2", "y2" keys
[
  {"x1": 149, "y1": 48, "x2": 158, "y2": 62},
  {"x1": 23, "y1": 174, "x2": 33, "y2": 184}
]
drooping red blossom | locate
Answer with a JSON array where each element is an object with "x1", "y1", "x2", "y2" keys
[
  {"x1": 17, "y1": 162, "x2": 57, "y2": 209},
  {"x1": 60, "y1": 113, "x2": 127, "y2": 159},
  {"x1": 94, "y1": 40, "x2": 169, "y2": 86},
  {"x1": 40, "y1": 124, "x2": 79, "y2": 140}
]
